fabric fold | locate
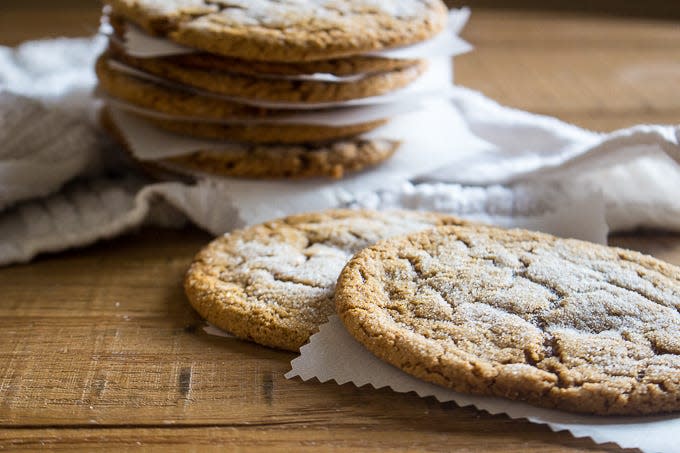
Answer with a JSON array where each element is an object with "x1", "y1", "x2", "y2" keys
[{"x1": 0, "y1": 36, "x2": 679, "y2": 266}]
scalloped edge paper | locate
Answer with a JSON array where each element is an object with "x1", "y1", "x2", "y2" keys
[{"x1": 286, "y1": 316, "x2": 679, "y2": 453}]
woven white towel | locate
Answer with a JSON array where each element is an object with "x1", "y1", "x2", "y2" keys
[{"x1": 0, "y1": 36, "x2": 679, "y2": 266}]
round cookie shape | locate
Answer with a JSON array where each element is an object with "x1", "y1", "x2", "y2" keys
[
  {"x1": 184, "y1": 210, "x2": 467, "y2": 351},
  {"x1": 335, "y1": 225, "x2": 680, "y2": 415},
  {"x1": 106, "y1": 0, "x2": 449, "y2": 61},
  {"x1": 108, "y1": 16, "x2": 421, "y2": 77}
]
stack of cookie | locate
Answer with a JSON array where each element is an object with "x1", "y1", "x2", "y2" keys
[
  {"x1": 97, "y1": 0, "x2": 454, "y2": 180},
  {"x1": 185, "y1": 209, "x2": 680, "y2": 416}
]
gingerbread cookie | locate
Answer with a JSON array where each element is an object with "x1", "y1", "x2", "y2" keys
[
  {"x1": 97, "y1": 55, "x2": 388, "y2": 143},
  {"x1": 108, "y1": 16, "x2": 420, "y2": 77},
  {"x1": 101, "y1": 109, "x2": 398, "y2": 179},
  {"x1": 160, "y1": 139, "x2": 399, "y2": 179},
  {"x1": 145, "y1": 117, "x2": 386, "y2": 144},
  {"x1": 105, "y1": 0, "x2": 449, "y2": 62},
  {"x1": 336, "y1": 225, "x2": 680, "y2": 415},
  {"x1": 111, "y1": 51, "x2": 427, "y2": 103},
  {"x1": 184, "y1": 210, "x2": 467, "y2": 351}
]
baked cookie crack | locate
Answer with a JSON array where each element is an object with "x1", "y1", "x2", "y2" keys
[{"x1": 335, "y1": 225, "x2": 680, "y2": 414}]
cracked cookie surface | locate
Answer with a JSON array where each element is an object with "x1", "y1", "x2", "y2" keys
[
  {"x1": 184, "y1": 210, "x2": 467, "y2": 351},
  {"x1": 336, "y1": 225, "x2": 680, "y2": 415},
  {"x1": 106, "y1": 0, "x2": 449, "y2": 61}
]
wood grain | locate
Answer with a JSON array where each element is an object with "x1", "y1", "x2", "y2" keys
[
  {"x1": 458, "y1": 48, "x2": 680, "y2": 129},
  {"x1": 1, "y1": 1, "x2": 679, "y2": 451},
  {"x1": 456, "y1": 10, "x2": 680, "y2": 131},
  {"x1": 0, "y1": 230, "x2": 637, "y2": 452},
  {"x1": 0, "y1": 426, "x2": 626, "y2": 452}
]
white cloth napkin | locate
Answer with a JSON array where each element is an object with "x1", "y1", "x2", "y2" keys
[{"x1": 0, "y1": 36, "x2": 679, "y2": 266}]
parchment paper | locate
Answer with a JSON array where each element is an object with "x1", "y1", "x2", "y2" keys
[
  {"x1": 287, "y1": 314, "x2": 679, "y2": 453},
  {"x1": 278, "y1": 197, "x2": 676, "y2": 453},
  {"x1": 106, "y1": 56, "x2": 455, "y2": 110},
  {"x1": 100, "y1": 94, "x2": 425, "y2": 126},
  {"x1": 200, "y1": 195, "x2": 680, "y2": 452},
  {"x1": 107, "y1": 95, "x2": 478, "y2": 165}
]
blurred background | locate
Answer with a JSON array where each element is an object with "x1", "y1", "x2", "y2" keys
[{"x1": 452, "y1": 0, "x2": 680, "y2": 17}]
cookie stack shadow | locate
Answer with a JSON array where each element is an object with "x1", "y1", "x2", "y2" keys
[{"x1": 96, "y1": 0, "x2": 454, "y2": 180}]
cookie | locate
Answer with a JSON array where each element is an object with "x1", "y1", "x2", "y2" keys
[
  {"x1": 101, "y1": 108, "x2": 398, "y2": 179},
  {"x1": 97, "y1": 56, "x2": 388, "y2": 143},
  {"x1": 96, "y1": 54, "x2": 275, "y2": 120},
  {"x1": 160, "y1": 139, "x2": 398, "y2": 179},
  {"x1": 336, "y1": 225, "x2": 680, "y2": 415},
  {"x1": 184, "y1": 210, "x2": 468, "y2": 351},
  {"x1": 105, "y1": 0, "x2": 449, "y2": 62},
  {"x1": 109, "y1": 16, "x2": 420, "y2": 77},
  {"x1": 111, "y1": 51, "x2": 427, "y2": 103},
  {"x1": 146, "y1": 50, "x2": 421, "y2": 79},
  {"x1": 144, "y1": 117, "x2": 386, "y2": 144}
]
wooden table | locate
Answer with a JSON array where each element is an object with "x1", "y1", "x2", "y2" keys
[{"x1": 1, "y1": 2, "x2": 679, "y2": 451}]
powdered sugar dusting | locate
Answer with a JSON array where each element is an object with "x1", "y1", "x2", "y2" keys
[
  {"x1": 186, "y1": 210, "x2": 465, "y2": 350},
  {"x1": 227, "y1": 212, "x2": 461, "y2": 304},
  {"x1": 207, "y1": 0, "x2": 433, "y2": 26},
  {"x1": 337, "y1": 225, "x2": 680, "y2": 414}
]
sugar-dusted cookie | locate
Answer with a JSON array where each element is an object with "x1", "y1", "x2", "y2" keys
[
  {"x1": 336, "y1": 225, "x2": 680, "y2": 415},
  {"x1": 108, "y1": 16, "x2": 421, "y2": 77},
  {"x1": 184, "y1": 210, "x2": 467, "y2": 351},
  {"x1": 105, "y1": 0, "x2": 449, "y2": 62}
]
